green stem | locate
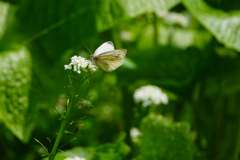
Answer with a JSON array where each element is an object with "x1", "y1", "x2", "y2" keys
[
  {"x1": 48, "y1": 73, "x2": 89, "y2": 160},
  {"x1": 49, "y1": 98, "x2": 74, "y2": 160},
  {"x1": 48, "y1": 116, "x2": 69, "y2": 160}
]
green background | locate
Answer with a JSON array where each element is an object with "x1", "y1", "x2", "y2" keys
[{"x1": 0, "y1": 0, "x2": 240, "y2": 159}]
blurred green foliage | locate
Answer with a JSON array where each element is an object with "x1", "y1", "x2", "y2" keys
[
  {"x1": 42, "y1": 133, "x2": 131, "y2": 160},
  {"x1": 0, "y1": 45, "x2": 33, "y2": 143},
  {"x1": 141, "y1": 113, "x2": 194, "y2": 160},
  {"x1": 0, "y1": 0, "x2": 240, "y2": 160}
]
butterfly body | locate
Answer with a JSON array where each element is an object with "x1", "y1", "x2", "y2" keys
[{"x1": 90, "y1": 41, "x2": 127, "y2": 72}]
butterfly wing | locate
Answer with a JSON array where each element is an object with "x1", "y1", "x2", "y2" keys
[
  {"x1": 96, "y1": 49, "x2": 127, "y2": 72},
  {"x1": 94, "y1": 41, "x2": 115, "y2": 56}
]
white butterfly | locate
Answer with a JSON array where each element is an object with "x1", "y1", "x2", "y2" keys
[{"x1": 90, "y1": 41, "x2": 127, "y2": 72}]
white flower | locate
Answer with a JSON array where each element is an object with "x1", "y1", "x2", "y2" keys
[
  {"x1": 156, "y1": 11, "x2": 189, "y2": 28},
  {"x1": 64, "y1": 156, "x2": 86, "y2": 160},
  {"x1": 64, "y1": 55, "x2": 98, "y2": 73},
  {"x1": 133, "y1": 85, "x2": 168, "y2": 107},
  {"x1": 64, "y1": 65, "x2": 72, "y2": 70},
  {"x1": 130, "y1": 127, "x2": 142, "y2": 142}
]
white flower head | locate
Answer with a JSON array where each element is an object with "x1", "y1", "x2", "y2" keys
[
  {"x1": 130, "y1": 127, "x2": 142, "y2": 142},
  {"x1": 133, "y1": 85, "x2": 168, "y2": 107},
  {"x1": 64, "y1": 55, "x2": 98, "y2": 73},
  {"x1": 156, "y1": 11, "x2": 189, "y2": 28},
  {"x1": 64, "y1": 156, "x2": 86, "y2": 160}
]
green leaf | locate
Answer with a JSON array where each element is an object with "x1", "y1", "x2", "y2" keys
[
  {"x1": 34, "y1": 138, "x2": 49, "y2": 154},
  {"x1": 120, "y1": 0, "x2": 181, "y2": 18},
  {"x1": 141, "y1": 113, "x2": 194, "y2": 160},
  {"x1": 59, "y1": 114, "x2": 66, "y2": 121},
  {"x1": 183, "y1": 0, "x2": 240, "y2": 51},
  {"x1": 0, "y1": 45, "x2": 34, "y2": 143},
  {"x1": 63, "y1": 147, "x2": 95, "y2": 160},
  {"x1": 96, "y1": 0, "x2": 181, "y2": 31},
  {"x1": 41, "y1": 152, "x2": 50, "y2": 157},
  {"x1": 64, "y1": 130, "x2": 72, "y2": 134},
  {"x1": 95, "y1": 141, "x2": 131, "y2": 160}
]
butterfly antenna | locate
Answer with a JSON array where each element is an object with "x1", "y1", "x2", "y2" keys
[{"x1": 84, "y1": 44, "x2": 93, "y2": 55}]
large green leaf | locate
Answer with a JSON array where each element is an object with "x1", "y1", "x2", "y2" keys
[
  {"x1": 96, "y1": 0, "x2": 181, "y2": 31},
  {"x1": 141, "y1": 113, "x2": 194, "y2": 160},
  {"x1": 183, "y1": 0, "x2": 240, "y2": 52},
  {"x1": 0, "y1": 45, "x2": 34, "y2": 143},
  {"x1": 120, "y1": 0, "x2": 181, "y2": 18}
]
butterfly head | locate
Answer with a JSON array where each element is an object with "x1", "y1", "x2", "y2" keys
[
  {"x1": 90, "y1": 54, "x2": 93, "y2": 59},
  {"x1": 90, "y1": 54, "x2": 97, "y2": 63}
]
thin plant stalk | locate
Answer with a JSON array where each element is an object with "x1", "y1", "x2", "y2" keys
[
  {"x1": 48, "y1": 98, "x2": 74, "y2": 160},
  {"x1": 48, "y1": 55, "x2": 97, "y2": 160},
  {"x1": 48, "y1": 116, "x2": 69, "y2": 160}
]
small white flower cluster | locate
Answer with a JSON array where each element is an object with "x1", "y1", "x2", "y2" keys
[
  {"x1": 64, "y1": 55, "x2": 98, "y2": 74},
  {"x1": 133, "y1": 85, "x2": 168, "y2": 107},
  {"x1": 64, "y1": 156, "x2": 86, "y2": 160},
  {"x1": 156, "y1": 11, "x2": 189, "y2": 28},
  {"x1": 130, "y1": 127, "x2": 142, "y2": 143}
]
